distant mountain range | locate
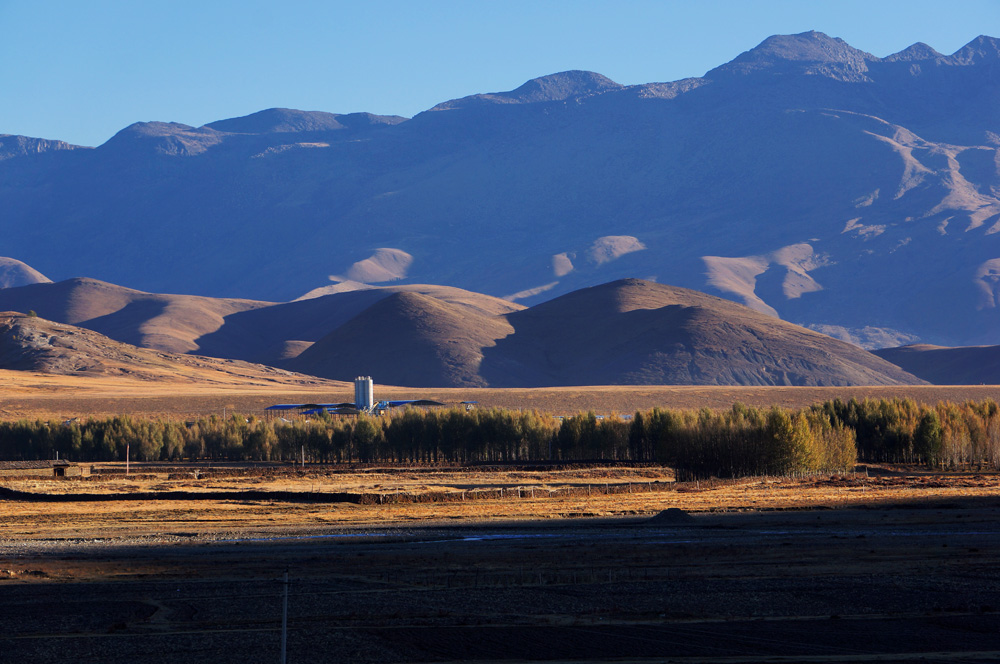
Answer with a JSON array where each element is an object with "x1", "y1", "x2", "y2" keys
[
  {"x1": 0, "y1": 275, "x2": 923, "y2": 387},
  {"x1": 873, "y1": 344, "x2": 1000, "y2": 385},
  {"x1": 2, "y1": 31, "x2": 999, "y2": 348}
]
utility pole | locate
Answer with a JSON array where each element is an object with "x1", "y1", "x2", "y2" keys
[
  {"x1": 125, "y1": 442, "x2": 130, "y2": 475},
  {"x1": 280, "y1": 569, "x2": 289, "y2": 664}
]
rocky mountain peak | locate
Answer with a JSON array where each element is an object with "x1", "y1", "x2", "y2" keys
[
  {"x1": 206, "y1": 108, "x2": 348, "y2": 134},
  {"x1": 884, "y1": 42, "x2": 945, "y2": 62},
  {"x1": 430, "y1": 70, "x2": 621, "y2": 111},
  {"x1": 0, "y1": 134, "x2": 85, "y2": 160},
  {"x1": 952, "y1": 35, "x2": 1000, "y2": 64},
  {"x1": 708, "y1": 30, "x2": 876, "y2": 80},
  {"x1": 752, "y1": 31, "x2": 874, "y2": 62},
  {"x1": 98, "y1": 121, "x2": 224, "y2": 156},
  {"x1": 504, "y1": 70, "x2": 623, "y2": 103},
  {"x1": 204, "y1": 108, "x2": 405, "y2": 134}
]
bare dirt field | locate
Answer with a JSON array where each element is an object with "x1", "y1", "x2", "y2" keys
[
  {"x1": 3, "y1": 466, "x2": 1000, "y2": 663},
  {"x1": 3, "y1": 369, "x2": 1000, "y2": 419}
]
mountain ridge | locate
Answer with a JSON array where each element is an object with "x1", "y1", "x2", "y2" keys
[
  {"x1": 205, "y1": 108, "x2": 406, "y2": 134},
  {"x1": 873, "y1": 343, "x2": 1000, "y2": 385},
  {"x1": 0, "y1": 134, "x2": 85, "y2": 160},
  {"x1": 706, "y1": 31, "x2": 877, "y2": 80},
  {"x1": 431, "y1": 70, "x2": 624, "y2": 110},
  {"x1": 2, "y1": 31, "x2": 999, "y2": 348}
]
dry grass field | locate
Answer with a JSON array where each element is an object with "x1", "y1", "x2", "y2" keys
[
  {"x1": 3, "y1": 369, "x2": 1000, "y2": 419},
  {"x1": 2, "y1": 464, "x2": 1000, "y2": 542}
]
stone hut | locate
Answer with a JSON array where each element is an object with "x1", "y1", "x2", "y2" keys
[{"x1": 0, "y1": 460, "x2": 88, "y2": 478}]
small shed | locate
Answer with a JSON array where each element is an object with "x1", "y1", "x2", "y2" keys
[{"x1": 0, "y1": 460, "x2": 88, "y2": 478}]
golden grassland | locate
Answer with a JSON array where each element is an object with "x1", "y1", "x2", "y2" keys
[
  {"x1": 3, "y1": 369, "x2": 1000, "y2": 419},
  {"x1": 3, "y1": 465, "x2": 1000, "y2": 543},
  {"x1": 4, "y1": 373, "x2": 1000, "y2": 545}
]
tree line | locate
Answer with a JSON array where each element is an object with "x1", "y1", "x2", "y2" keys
[{"x1": 0, "y1": 398, "x2": 998, "y2": 477}]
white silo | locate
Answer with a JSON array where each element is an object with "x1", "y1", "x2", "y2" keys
[{"x1": 355, "y1": 376, "x2": 374, "y2": 411}]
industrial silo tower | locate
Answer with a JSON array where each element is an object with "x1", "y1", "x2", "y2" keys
[{"x1": 354, "y1": 376, "x2": 374, "y2": 412}]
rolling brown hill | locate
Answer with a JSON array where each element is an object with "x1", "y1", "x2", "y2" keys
[
  {"x1": 0, "y1": 276, "x2": 926, "y2": 388},
  {"x1": 0, "y1": 277, "x2": 524, "y2": 369},
  {"x1": 287, "y1": 291, "x2": 515, "y2": 387},
  {"x1": 873, "y1": 344, "x2": 1000, "y2": 385},
  {"x1": 0, "y1": 257, "x2": 50, "y2": 289},
  {"x1": 195, "y1": 283, "x2": 523, "y2": 366},
  {"x1": 289, "y1": 279, "x2": 926, "y2": 388},
  {"x1": 0, "y1": 278, "x2": 272, "y2": 354},
  {"x1": 0, "y1": 312, "x2": 337, "y2": 388}
]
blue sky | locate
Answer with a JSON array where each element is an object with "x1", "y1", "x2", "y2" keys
[{"x1": 2, "y1": 0, "x2": 997, "y2": 147}]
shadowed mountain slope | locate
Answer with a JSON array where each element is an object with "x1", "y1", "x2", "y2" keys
[
  {"x1": 0, "y1": 312, "x2": 335, "y2": 387},
  {"x1": 0, "y1": 258, "x2": 50, "y2": 289},
  {"x1": 0, "y1": 275, "x2": 926, "y2": 388},
  {"x1": 0, "y1": 277, "x2": 523, "y2": 367},
  {"x1": 3, "y1": 32, "x2": 999, "y2": 347},
  {"x1": 873, "y1": 344, "x2": 1000, "y2": 385},
  {"x1": 287, "y1": 292, "x2": 514, "y2": 387},
  {"x1": 195, "y1": 283, "x2": 523, "y2": 365},
  {"x1": 0, "y1": 278, "x2": 272, "y2": 354},
  {"x1": 479, "y1": 280, "x2": 925, "y2": 387},
  {"x1": 289, "y1": 279, "x2": 925, "y2": 388}
]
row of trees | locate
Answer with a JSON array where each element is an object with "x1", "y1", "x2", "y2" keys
[
  {"x1": 1, "y1": 398, "x2": 998, "y2": 477},
  {"x1": 819, "y1": 397, "x2": 1000, "y2": 468},
  {"x1": 0, "y1": 409, "x2": 560, "y2": 466},
  {"x1": 625, "y1": 405, "x2": 857, "y2": 478}
]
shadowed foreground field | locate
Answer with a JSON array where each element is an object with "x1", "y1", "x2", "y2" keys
[{"x1": 3, "y1": 470, "x2": 1000, "y2": 663}]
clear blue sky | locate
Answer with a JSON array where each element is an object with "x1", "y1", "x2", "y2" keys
[{"x1": 2, "y1": 0, "x2": 997, "y2": 147}]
